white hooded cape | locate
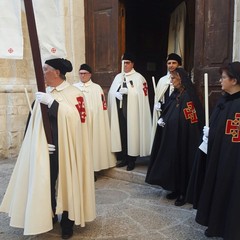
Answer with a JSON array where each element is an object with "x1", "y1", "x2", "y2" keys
[
  {"x1": 150, "y1": 73, "x2": 174, "y2": 149},
  {"x1": 0, "y1": 82, "x2": 96, "y2": 235},
  {"x1": 73, "y1": 80, "x2": 116, "y2": 171},
  {"x1": 108, "y1": 69, "x2": 152, "y2": 156}
]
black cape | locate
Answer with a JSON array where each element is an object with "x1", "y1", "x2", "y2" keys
[
  {"x1": 193, "y1": 91, "x2": 240, "y2": 239},
  {"x1": 145, "y1": 88, "x2": 203, "y2": 195}
]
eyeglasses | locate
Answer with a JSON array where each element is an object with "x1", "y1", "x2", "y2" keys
[
  {"x1": 220, "y1": 76, "x2": 229, "y2": 80},
  {"x1": 124, "y1": 61, "x2": 132, "y2": 65}
]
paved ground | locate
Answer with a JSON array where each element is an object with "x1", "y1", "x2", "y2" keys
[{"x1": 0, "y1": 159, "x2": 222, "y2": 240}]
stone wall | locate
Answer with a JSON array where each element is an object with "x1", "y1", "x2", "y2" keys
[{"x1": 0, "y1": 0, "x2": 85, "y2": 159}]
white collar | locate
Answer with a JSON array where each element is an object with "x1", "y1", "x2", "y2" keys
[
  {"x1": 46, "y1": 81, "x2": 70, "y2": 93},
  {"x1": 77, "y1": 79, "x2": 93, "y2": 87},
  {"x1": 124, "y1": 69, "x2": 136, "y2": 77}
]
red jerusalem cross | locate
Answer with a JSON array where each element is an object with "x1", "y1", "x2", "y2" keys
[
  {"x1": 101, "y1": 94, "x2": 107, "y2": 110},
  {"x1": 183, "y1": 101, "x2": 198, "y2": 123},
  {"x1": 75, "y1": 96, "x2": 87, "y2": 123},
  {"x1": 143, "y1": 82, "x2": 148, "y2": 96},
  {"x1": 8, "y1": 48, "x2": 14, "y2": 54},
  {"x1": 51, "y1": 47, "x2": 56, "y2": 53},
  {"x1": 225, "y1": 113, "x2": 240, "y2": 142}
]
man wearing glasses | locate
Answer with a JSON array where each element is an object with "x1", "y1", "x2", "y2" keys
[
  {"x1": 108, "y1": 53, "x2": 152, "y2": 171},
  {"x1": 74, "y1": 64, "x2": 116, "y2": 177}
]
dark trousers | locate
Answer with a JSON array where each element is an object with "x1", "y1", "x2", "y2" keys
[
  {"x1": 116, "y1": 97, "x2": 137, "y2": 163},
  {"x1": 50, "y1": 152, "x2": 74, "y2": 229},
  {"x1": 50, "y1": 153, "x2": 58, "y2": 214}
]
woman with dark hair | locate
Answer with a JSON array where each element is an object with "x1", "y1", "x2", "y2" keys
[
  {"x1": 145, "y1": 68, "x2": 204, "y2": 206},
  {"x1": 191, "y1": 62, "x2": 240, "y2": 239}
]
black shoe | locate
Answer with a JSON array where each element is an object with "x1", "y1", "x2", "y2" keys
[
  {"x1": 62, "y1": 228, "x2": 73, "y2": 239},
  {"x1": 127, "y1": 161, "x2": 135, "y2": 171},
  {"x1": 166, "y1": 192, "x2": 178, "y2": 200},
  {"x1": 174, "y1": 195, "x2": 186, "y2": 206},
  {"x1": 116, "y1": 160, "x2": 128, "y2": 168},
  {"x1": 52, "y1": 214, "x2": 58, "y2": 225},
  {"x1": 204, "y1": 228, "x2": 214, "y2": 237}
]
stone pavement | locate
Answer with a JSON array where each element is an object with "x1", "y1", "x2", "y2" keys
[{"x1": 0, "y1": 158, "x2": 222, "y2": 240}]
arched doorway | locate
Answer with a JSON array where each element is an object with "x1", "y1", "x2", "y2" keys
[
  {"x1": 124, "y1": 0, "x2": 195, "y2": 107},
  {"x1": 85, "y1": 0, "x2": 234, "y2": 111}
]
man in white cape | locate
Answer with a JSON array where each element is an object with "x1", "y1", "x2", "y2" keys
[
  {"x1": 150, "y1": 53, "x2": 182, "y2": 149},
  {"x1": 108, "y1": 53, "x2": 152, "y2": 171},
  {"x1": 74, "y1": 63, "x2": 116, "y2": 174},
  {"x1": 0, "y1": 58, "x2": 96, "y2": 239}
]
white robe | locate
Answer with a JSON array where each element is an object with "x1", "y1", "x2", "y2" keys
[
  {"x1": 167, "y1": 2, "x2": 186, "y2": 65},
  {"x1": 150, "y1": 73, "x2": 174, "y2": 149},
  {"x1": 0, "y1": 82, "x2": 96, "y2": 235},
  {"x1": 108, "y1": 69, "x2": 152, "y2": 156},
  {"x1": 73, "y1": 80, "x2": 116, "y2": 171}
]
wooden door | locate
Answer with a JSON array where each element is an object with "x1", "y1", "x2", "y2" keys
[
  {"x1": 84, "y1": 0, "x2": 125, "y2": 93},
  {"x1": 194, "y1": 0, "x2": 234, "y2": 112}
]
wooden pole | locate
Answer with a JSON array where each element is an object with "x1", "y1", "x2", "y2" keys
[{"x1": 23, "y1": 0, "x2": 52, "y2": 144}]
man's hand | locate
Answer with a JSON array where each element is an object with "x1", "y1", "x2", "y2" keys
[
  {"x1": 35, "y1": 92, "x2": 54, "y2": 108},
  {"x1": 48, "y1": 144, "x2": 56, "y2": 155},
  {"x1": 157, "y1": 118, "x2": 165, "y2": 127},
  {"x1": 119, "y1": 87, "x2": 128, "y2": 95},
  {"x1": 154, "y1": 102, "x2": 162, "y2": 112},
  {"x1": 199, "y1": 126, "x2": 209, "y2": 154},
  {"x1": 203, "y1": 126, "x2": 209, "y2": 138},
  {"x1": 115, "y1": 92, "x2": 123, "y2": 101}
]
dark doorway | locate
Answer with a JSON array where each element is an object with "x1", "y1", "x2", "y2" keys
[
  {"x1": 85, "y1": 0, "x2": 234, "y2": 112},
  {"x1": 124, "y1": 0, "x2": 195, "y2": 107}
]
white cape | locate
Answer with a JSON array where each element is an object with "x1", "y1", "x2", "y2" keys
[
  {"x1": 108, "y1": 69, "x2": 152, "y2": 156},
  {"x1": 150, "y1": 73, "x2": 173, "y2": 149},
  {"x1": 0, "y1": 103, "x2": 52, "y2": 235},
  {"x1": 74, "y1": 80, "x2": 116, "y2": 171}
]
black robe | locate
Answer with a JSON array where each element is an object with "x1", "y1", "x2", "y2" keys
[
  {"x1": 193, "y1": 91, "x2": 240, "y2": 240},
  {"x1": 145, "y1": 89, "x2": 203, "y2": 195}
]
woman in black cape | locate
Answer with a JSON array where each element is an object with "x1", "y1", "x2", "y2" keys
[
  {"x1": 145, "y1": 67, "x2": 204, "y2": 206},
  {"x1": 188, "y1": 62, "x2": 240, "y2": 239}
]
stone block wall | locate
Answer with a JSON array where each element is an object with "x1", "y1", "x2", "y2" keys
[{"x1": 0, "y1": 0, "x2": 85, "y2": 160}]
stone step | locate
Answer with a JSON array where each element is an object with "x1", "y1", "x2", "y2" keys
[{"x1": 100, "y1": 157, "x2": 150, "y2": 186}]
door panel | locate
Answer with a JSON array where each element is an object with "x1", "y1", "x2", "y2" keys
[
  {"x1": 85, "y1": 0, "x2": 125, "y2": 93},
  {"x1": 194, "y1": 0, "x2": 234, "y2": 112}
]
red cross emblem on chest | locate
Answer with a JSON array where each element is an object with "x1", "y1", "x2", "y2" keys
[
  {"x1": 183, "y1": 101, "x2": 198, "y2": 123},
  {"x1": 225, "y1": 113, "x2": 240, "y2": 142},
  {"x1": 101, "y1": 94, "x2": 107, "y2": 110},
  {"x1": 75, "y1": 96, "x2": 86, "y2": 123},
  {"x1": 143, "y1": 82, "x2": 148, "y2": 96}
]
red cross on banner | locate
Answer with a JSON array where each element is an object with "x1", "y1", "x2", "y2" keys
[
  {"x1": 143, "y1": 82, "x2": 148, "y2": 96},
  {"x1": 225, "y1": 113, "x2": 240, "y2": 142},
  {"x1": 183, "y1": 101, "x2": 198, "y2": 123},
  {"x1": 101, "y1": 94, "x2": 107, "y2": 110},
  {"x1": 75, "y1": 96, "x2": 87, "y2": 123}
]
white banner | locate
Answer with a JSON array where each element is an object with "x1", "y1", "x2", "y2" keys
[
  {"x1": 0, "y1": 0, "x2": 23, "y2": 59},
  {"x1": 33, "y1": 0, "x2": 66, "y2": 63},
  {"x1": 167, "y1": 1, "x2": 186, "y2": 66}
]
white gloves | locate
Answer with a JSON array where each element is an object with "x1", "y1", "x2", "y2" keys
[
  {"x1": 199, "y1": 126, "x2": 210, "y2": 154},
  {"x1": 48, "y1": 144, "x2": 56, "y2": 155},
  {"x1": 157, "y1": 118, "x2": 165, "y2": 127},
  {"x1": 203, "y1": 126, "x2": 209, "y2": 138},
  {"x1": 154, "y1": 102, "x2": 162, "y2": 112},
  {"x1": 119, "y1": 87, "x2": 128, "y2": 95},
  {"x1": 35, "y1": 92, "x2": 54, "y2": 108},
  {"x1": 115, "y1": 92, "x2": 123, "y2": 101}
]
